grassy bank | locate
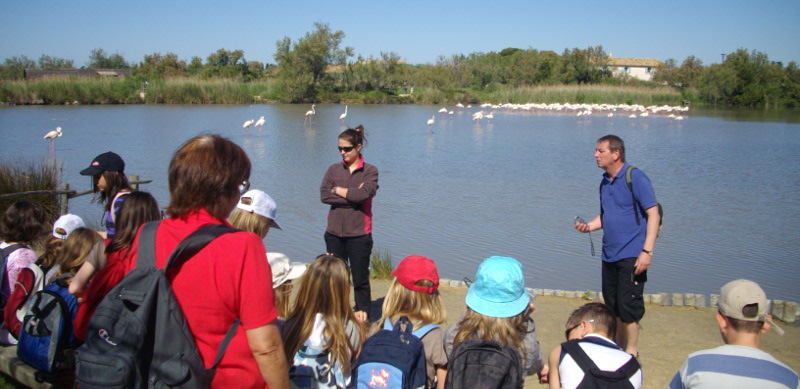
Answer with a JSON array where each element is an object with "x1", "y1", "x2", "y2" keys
[
  {"x1": 0, "y1": 158, "x2": 61, "y2": 224},
  {"x1": 1, "y1": 77, "x2": 688, "y2": 106}
]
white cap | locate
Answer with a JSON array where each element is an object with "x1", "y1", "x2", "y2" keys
[
  {"x1": 267, "y1": 252, "x2": 307, "y2": 287},
  {"x1": 236, "y1": 189, "x2": 281, "y2": 230},
  {"x1": 53, "y1": 214, "x2": 85, "y2": 240}
]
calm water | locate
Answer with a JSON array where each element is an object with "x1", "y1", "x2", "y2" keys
[{"x1": 1, "y1": 104, "x2": 799, "y2": 301}]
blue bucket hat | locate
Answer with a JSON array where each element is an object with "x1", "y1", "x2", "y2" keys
[{"x1": 465, "y1": 256, "x2": 530, "y2": 318}]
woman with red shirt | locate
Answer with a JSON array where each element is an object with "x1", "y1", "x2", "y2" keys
[{"x1": 125, "y1": 135, "x2": 288, "y2": 388}]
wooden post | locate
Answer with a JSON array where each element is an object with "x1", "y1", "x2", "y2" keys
[
  {"x1": 130, "y1": 174, "x2": 139, "y2": 191},
  {"x1": 60, "y1": 183, "x2": 69, "y2": 215}
]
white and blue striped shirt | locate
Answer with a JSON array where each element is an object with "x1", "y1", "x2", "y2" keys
[{"x1": 670, "y1": 345, "x2": 799, "y2": 389}]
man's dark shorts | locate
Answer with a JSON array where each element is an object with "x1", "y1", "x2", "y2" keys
[{"x1": 602, "y1": 257, "x2": 646, "y2": 323}]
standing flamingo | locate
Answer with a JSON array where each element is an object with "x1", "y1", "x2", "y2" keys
[
  {"x1": 43, "y1": 127, "x2": 62, "y2": 141},
  {"x1": 254, "y1": 116, "x2": 266, "y2": 131},
  {"x1": 339, "y1": 105, "x2": 348, "y2": 125},
  {"x1": 427, "y1": 115, "x2": 435, "y2": 127},
  {"x1": 304, "y1": 104, "x2": 316, "y2": 124},
  {"x1": 243, "y1": 119, "x2": 255, "y2": 129}
]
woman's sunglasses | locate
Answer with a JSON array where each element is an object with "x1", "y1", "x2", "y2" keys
[{"x1": 338, "y1": 146, "x2": 355, "y2": 152}]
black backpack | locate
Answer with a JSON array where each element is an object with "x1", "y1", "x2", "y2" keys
[
  {"x1": 560, "y1": 339, "x2": 640, "y2": 389},
  {"x1": 0, "y1": 243, "x2": 26, "y2": 311},
  {"x1": 75, "y1": 222, "x2": 240, "y2": 389},
  {"x1": 445, "y1": 339, "x2": 522, "y2": 389},
  {"x1": 624, "y1": 165, "x2": 663, "y2": 235}
]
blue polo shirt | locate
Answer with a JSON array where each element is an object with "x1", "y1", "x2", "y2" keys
[{"x1": 599, "y1": 163, "x2": 657, "y2": 262}]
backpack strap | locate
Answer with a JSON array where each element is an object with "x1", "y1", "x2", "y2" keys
[
  {"x1": 625, "y1": 165, "x2": 641, "y2": 226},
  {"x1": 561, "y1": 339, "x2": 640, "y2": 381},
  {"x1": 1, "y1": 244, "x2": 27, "y2": 300},
  {"x1": 109, "y1": 190, "x2": 131, "y2": 224},
  {"x1": 383, "y1": 318, "x2": 438, "y2": 338},
  {"x1": 135, "y1": 221, "x2": 241, "y2": 371}
]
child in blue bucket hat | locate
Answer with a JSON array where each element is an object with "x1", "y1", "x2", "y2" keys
[{"x1": 444, "y1": 256, "x2": 547, "y2": 383}]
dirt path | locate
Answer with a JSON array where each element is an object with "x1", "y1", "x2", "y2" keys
[{"x1": 366, "y1": 279, "x2": 799, "y2": 389}]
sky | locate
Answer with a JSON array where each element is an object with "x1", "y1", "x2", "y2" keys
[{"x1": 1, "y1": 0, "x2": 799, "y2": 68}]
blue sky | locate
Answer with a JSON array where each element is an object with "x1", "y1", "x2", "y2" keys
[{"x1": 1, "y1": 0, "x2": 798, "y2": 67}]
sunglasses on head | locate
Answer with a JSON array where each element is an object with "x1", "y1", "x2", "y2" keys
[
  {"x1": 338, "y1": 146, "x2": 355, "y2": 152},
  {"x1": 239, "y1": 180, "x2": 250, "y2": 195},
  {"x1": 565, "y1": 319, "x2": 594, "y2": 340}
]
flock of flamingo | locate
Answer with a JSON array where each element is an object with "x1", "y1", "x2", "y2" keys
[
  {"x1": 41, "y1": 101, "x2": 689, "y2": 148},
  {"x1": 425, "y1": 102, "x2": 688, "y2": 127}
]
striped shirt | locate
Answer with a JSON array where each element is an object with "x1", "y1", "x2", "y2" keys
[{"x1": 670, "y1": 345, "x2": 799, "y2": 389}]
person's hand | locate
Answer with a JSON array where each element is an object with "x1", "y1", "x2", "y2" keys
[
  {"x1": 354, "y1": 310, "x2": 368, "y2": 323},
  {"x1": 634, "y1": 251, "x2": 651, "y2": 275},
  {"x1": 538, "y1": 364, "x2": 550, "y2": 384},
  {"x1": 574, "y1": 220, "x2": 590, "y2": 233}
]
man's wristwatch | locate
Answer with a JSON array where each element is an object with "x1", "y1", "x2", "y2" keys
[{"x1": 642, "y1": 249, "x2": 654, "y2": 256}]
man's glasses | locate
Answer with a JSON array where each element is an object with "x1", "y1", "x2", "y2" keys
[
  {"x1": 338, "y1": 146, "x2": 355, "y2": 152},
  {"x1": 565, "y1": 319, "x2": 594, "y2": 340},
  {"x1": 575, "y1": 216, "x2": 595, "y2": 257},
  {"x1": 239, "y1": 180, "x2": 250, "y2": 195}
]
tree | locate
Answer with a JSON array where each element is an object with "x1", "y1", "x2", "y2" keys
[
  {"x1": 135, "y1": 52, "x2": 187, "y2": 79},
  {"x1": 187, "y1": 56, "x2": 203, "y2": 75},
  {"x1": 274, "y1": 22, "x2": 353, "y2": 102},
  {"x1": 88, "y1": 48, "x2": 129, "y2": 68},
  {"x1": 38, "y1": 55, "x2": 74, "y2": 69},
  {"x1": 0, "y1": 55, "x2": 36, "y2": 79},
  {"x1": 202, "y1": 48, "x2": 248, "y2": 79}
]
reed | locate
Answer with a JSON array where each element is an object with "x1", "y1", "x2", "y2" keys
[
  {"x1": 370, "y1": 249, "x2": 394, "y2": 280},
  {"x1": 0, "y1": 158, "x2": 61, "y2": 225}
]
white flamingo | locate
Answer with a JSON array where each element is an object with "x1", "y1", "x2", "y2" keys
[
  {"x1": 339, "y1": 105, "x2": 348, "y2": 125},
  {"x1": 448, "y1": 110, "x2": 454, "y2": 115},
  {"x1": 472, "y1": 111, "x2": 483, "y2": 122},
  {"x1": 427, "y1": 115, "x2": 435, "y2": 127},
  {"x1": 485, "y1": 112, "x2": 494, "y2": 121},
  {"x1": 254, "y1": 116, "x2": 265, "y2": 130},
  {"x1": 456, "y1": 103, "x2": 464, "y2": 108},
  {"x1": 243, "y1": 119, "x2": 255, "y2": 129},
  {"x1": 304, "y1": 104, "x2": 316, "y2": 124},
  {"x1": 43, "y1": 127, "x2": 62, "y2": 141}
]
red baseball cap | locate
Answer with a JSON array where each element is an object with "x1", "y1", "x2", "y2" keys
[{"x1": 391, "y1": 255, "x2": 440, "y2": 293}]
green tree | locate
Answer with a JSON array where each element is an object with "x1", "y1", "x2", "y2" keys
[
  {"x1": 203, "y1": 48, "x2": 248, "y2": 79},
  {"x1": 187, "y1": 56, "x2": 203, "y2": 75},
  {"x1": 38, "y1": 55, "x2": 74, "y2": 69},
  {"x1": 274, "y1": 22, "x2": 353, "y2": 102},
  {"x1": 89, "y1": 48, "x2": 129, "y2": 68},
  {"x1": 135, "y1": 52, "x2": 187, "y2": 79},
  {"x1": 0, "y1": 55, "x2": 36, "y2": 79}
]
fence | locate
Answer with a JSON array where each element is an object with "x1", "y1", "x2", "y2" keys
[{"x1": 0, "y1": 174, "x2": 151, "y2": 216}]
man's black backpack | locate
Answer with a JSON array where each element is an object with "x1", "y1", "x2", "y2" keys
[
  {"x1": 625, "y1": 165, "x2": 663, "y2": 235},
  {"x1": 560, "y1": 339, "x2": 640, "y2": 389},
  {"x1": 75, "y1": 222, "x2": 240, "y2": 389},
  {"x1": 445, "y1": 339, "x2": 522, "y2": 389}
]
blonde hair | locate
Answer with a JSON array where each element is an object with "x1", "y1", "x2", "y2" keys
[
  {"x1": 57, "y1": 227, "x2": 101, "y2": 280},
  {"x1": 228, "y1": 200, "x2": 271, "y2": 239},
  {"x1": 453, "y1": 307, "x2": 530, "y2": 366},
  {"x1": 274, "y1": 281, "x2": 293, "y2": 318},
  {"x1": 282, "y1": 254, "x2": 365, "y2": 371},
  {"x1": 38, "y1": 236, "x2": 65, "y2": 271},
  {"x1": 376, "y1": 278, "x2": 445, "y2": 330}
]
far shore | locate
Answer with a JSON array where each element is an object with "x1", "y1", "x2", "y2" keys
[{"x1": 365, "y1": 278, "x2": 800, "y2": 389}]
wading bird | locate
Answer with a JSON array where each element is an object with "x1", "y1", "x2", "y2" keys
[
  {"x1": 339, "y1": 105, "x2": 348, "y2": 125},
  {"x1": 427, "y1": 115, "x2": 435, "y2": 127},
  {"x1": 243, "y1": 119, "x2": 255, "y2": 129},
  {"x1": 304, "y1": 105, "x2": 316, "y2": 124},
  {"x1": 43, "y1": 127, "x2": 62, "y2": 142},
  {"x1": 254, "y1": 116, "x2": 265, "y2": 131}
]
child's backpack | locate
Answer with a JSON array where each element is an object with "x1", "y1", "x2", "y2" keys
[
  {"x1": 445, "y1": 339, "x2": 523, "y2": 389},
  {"x1": 14, "y1": 263, "x2": 46, "y2": 324},
  {"x1": 289, "y1": 313, "x2": 348, "y2": 389},
  {"x1": 352, "y1": 316, "x2": 438, "y2": 389},
  {"x1": 625, "y1": 165, "x2": 663, "y2": 235},
  {"x1": 560, "y1": 339, "x2": 640, "y2": 389},
  {"x1": 16, "y1": 274, "x2": 79, "y2": 373},
  {"x1": 74, "y1": 222, "x2": 240, "y2": 389},
  {"x1": 0, "y1": 243, "x2": 26, "y2": 310}
]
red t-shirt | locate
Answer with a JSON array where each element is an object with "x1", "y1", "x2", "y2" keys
[
  {"x1": 74, "y1": 243, "x2": 127, "y2": 341},
  {"x1": 123, "y1": 209, "x2": 277, "y2": 388}
]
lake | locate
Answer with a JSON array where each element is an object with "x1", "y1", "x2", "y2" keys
[{"x1": 1, "y1": 104, "x2": 799, "y2": 302}]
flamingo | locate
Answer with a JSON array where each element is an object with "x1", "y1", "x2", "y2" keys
[
  {"x1": 456, "y1": 103, "x2": 464, "y2": 108},
  {"x1": 304, "y1": 104, "x2": 316, "y2": 124},
  {"x1": 448, "y1": 111, "x2": 454, "y2": 115},
  {"x1": 243, "y1": 119, "x2": 255, "y2": 130},
  {"x1": 485, "y1": 112, "x2": 494, "y2": 121},
  {"x1": 472, "y1": 111, "x2": 483, "y2": 122},
  {"x1": 254, "y1": 116, "x2": 265, "y2": 131},
  {"x1": 339, "y1": 105, "x2": 348, "y2": 125},
  {"x1": 427, "y1": 115, "x2": 435, "y2": 127},
  {"x1": 43, "y1": 127, "x2": 62, "y2": 141}
]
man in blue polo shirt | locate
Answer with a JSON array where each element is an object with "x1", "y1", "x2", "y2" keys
[{"x1": 574, "y1": 134, "x2": 660, "y2": 357}]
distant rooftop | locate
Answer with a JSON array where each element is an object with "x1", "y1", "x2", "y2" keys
[{"x1": 607, "y1": 58, "x2": 663, "y2": 67}]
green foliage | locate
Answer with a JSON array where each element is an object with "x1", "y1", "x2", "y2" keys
[
  {"x1": 370, "y1": 249, "x2": 394, "y2": 280},
  {"x1": 37, "y1": 55, "x2": 73, "y2": 69},
  {"x1": 0, "y1": 158, "x2": 61, "y2": 225},
  {"x1": 134, "y1": 52, "x2": 187, "y2": 79},
  {"x1": 89, "y1": 48, "x2": 129, "y2": 69},
  {"x1": 1, "y1": 56, "x2": 36, "y2": 80}
]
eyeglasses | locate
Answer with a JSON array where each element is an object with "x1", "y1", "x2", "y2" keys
[
  {"x1": 565, "y1": 319, "x2": 594, "y2": 340},
  {"x1": 239, "y1": 180, "x2": 250, "y2": 195},
  {"x1": 338, "y1": 146, "x2": 355, "y2": 152}
]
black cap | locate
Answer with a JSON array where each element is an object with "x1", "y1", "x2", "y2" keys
[{"x1": 79, "y1": 152, "x2": 125, "y2": 176}]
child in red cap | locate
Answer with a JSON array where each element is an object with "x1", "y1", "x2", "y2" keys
[{"x1": 373, "y1": 255, "x2": 448, "y2": 388}]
